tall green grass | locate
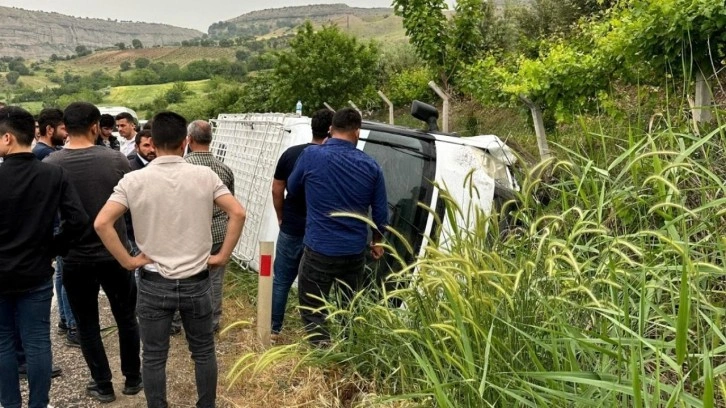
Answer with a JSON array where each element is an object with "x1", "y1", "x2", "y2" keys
[{"x1": 231, "y1": 119, "x2": 726, "y2": 407}]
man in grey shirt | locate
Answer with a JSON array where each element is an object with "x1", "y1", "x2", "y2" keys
[
  {"x1": 44, "y1": 102, "x2": 141, "y2": 404},
  {"x1": 95, "y1": 111, "x2": 246, "y2": 408}
]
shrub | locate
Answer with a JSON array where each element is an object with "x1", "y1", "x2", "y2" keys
[{"x1": 386, "y1": 67, "x2": 437, "y2": 106}]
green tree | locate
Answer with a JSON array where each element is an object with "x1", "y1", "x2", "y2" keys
[
  {"x1": 235, "y1": 49, "x2": 250, "y2": 62},
  {"x1": 591, "y1": 0, "x2": 726, "y2": 119},
  {"x1": 75, "y1": 45, "x2": 91, "y2": 56},
  {"x1": 6, "y1": 71, "x2": 20, "y2": 85},
  {"x1": 8, "y1": 61, "x2": 30, "y2": 75},
  {"x1": 134, "y1": 58, "x2": 150, "y2": 69},
  {"x1": 120, "y1": 61, "x2": 132, "y2": 71},
  {"x1": 116, "y1": 42, "x2": 126, "y2": 50},
  {"x1": 274, "y1": 22, "x2": 379, "y2": 113},
  {"x1": 392, "y1": 0, "x2": 488, "y2": 85},
  {"x1": 132, "y1": 39, "x2": 143, "y2": 49},
  {"x1": 164, "y1": 82, "x2": 188, "y2": 104}
]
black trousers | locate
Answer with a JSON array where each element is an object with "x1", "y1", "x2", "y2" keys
[
  {"x1": 297, "y1": 247, "x2": 365, "y2": 344},
  {"x1": 63, "y1": 260, "x2": 141, "y2": 392}
]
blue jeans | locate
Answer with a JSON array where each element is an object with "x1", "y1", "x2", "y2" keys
[
  {"x1": 137, "y1": 269, "x2": 217, "y2": 408},
  {"x1": 54, "y1": 256, "x2": 75, "y2": 329},
  {"x1": 0, "y1": 281, "x2": 53, "y2": 408},
  {"x1": 271, "y1": 232, "x2": 305, "y2": 333}
]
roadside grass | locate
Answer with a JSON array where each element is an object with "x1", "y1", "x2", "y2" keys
[{"x1": 223, "y1": 113, "x2": 726, "y2": 406}]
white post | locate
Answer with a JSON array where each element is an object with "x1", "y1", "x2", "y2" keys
[
  {"x1": 323, "y1": 102, "x2": 335, "y2": 112},
  {"x1": 377, "y1": 90, "x2": 394, "y2": 125},
  {"x1": 693, "y1": 70, "x2": 713, "y2": 124},
  {"x1": 257, "y1": 241, "x2": 274, "y2": 346},
  {"x1": 428, "y1": 81, "x2": 449, "y2": 132},
  {"x1": 348, "y1": 100, "x2": 362, "y2": 116},
  {"x1": 520, "y1": 95, "x2": 552, "y2": 162}
]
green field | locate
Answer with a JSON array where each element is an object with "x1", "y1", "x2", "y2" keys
[{"x1": 102, "y1": 79, "x2": 210, "y2": 106}]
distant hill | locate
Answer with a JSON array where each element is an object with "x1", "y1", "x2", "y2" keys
[
  {"x1": 217, "y1": 2, "x2": 532, "y2": 43},
  {"x1": 0, "y1": 6, "x2": 203, "y2": 59},
  {"x1": 218, "y1": 4, "x2": 404, "y2": 41}
]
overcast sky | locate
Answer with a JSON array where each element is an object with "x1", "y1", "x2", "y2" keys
[{"x1": 0, "y1": 1, "x2": 400, "y2": 32}]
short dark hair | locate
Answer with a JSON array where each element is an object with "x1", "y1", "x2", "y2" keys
[
  {"x1": 142, "y1": 120, "x2": 152, "y2": 130},
  {"x1": 63, "y1": 102, "x2": 100, "y2": 135},
  {"x1": 99, "y1": 114, "x2": 115, "y2": 128},
  {"x1": 331, "y1": 108, "x2": 361, "y2": 133},
  {"x1": 38, "y1": 108, "x2": 64, "y2": 137},
  {"x1": 187, "y1": 120, "x2": 212, "y2": 145},
  {"x1": 311, "y1": 109, "x2": 333, "y2": 139},
  {"x1": 151, "y1": 111, "x2": 187, "y2": 150},
  {"x1": 0, "y1": 106, "x2": 35, "y2": 146},
  {"x1": 135, "y1": 129, "x2": 151, "y2": 146},
  {"x1": 115, "y1": 112, "x2": 136, "y2": 124}
]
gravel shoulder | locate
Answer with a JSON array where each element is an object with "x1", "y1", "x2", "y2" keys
[{"x1": 18, "y1": 287, "x2": 238, "y2": 408}]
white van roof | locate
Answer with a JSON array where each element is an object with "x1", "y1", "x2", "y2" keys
[{"x1": 98, "y1": 106, "x2": 138, "y2": 122}]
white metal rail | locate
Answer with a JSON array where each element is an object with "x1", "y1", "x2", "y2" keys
[{"x1": 210, "y1": 114, "x2": 288, "y2": 268}]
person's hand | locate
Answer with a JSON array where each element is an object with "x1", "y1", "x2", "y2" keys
[
  {"x1": 370, "y1": 242, "x2": 384, "y2": 260},
  {"x1": 208, "y1": 253, "x2": 229, "y2": 268},
  {"x1": 125, "y1": 252, "x2": 152, "y2": 271}
]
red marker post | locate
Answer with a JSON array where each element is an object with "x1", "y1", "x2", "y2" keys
[{"x1": 257, "y1": 241, "x2": 274, "y2": 346}]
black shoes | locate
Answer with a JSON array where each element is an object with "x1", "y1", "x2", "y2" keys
[
  {"x1": 57, "y1": 320, "x2": 69, "y2": 335},
  {"x1": 65, "y1": 329, "x2": 81, "y2": 348},
  {"x1": 123, "y1": 380, "x2": 144, "y2": 396},
  {"x1": 86, "y1": 382, "x2": 117, "y2": 403},
  {"x1": 86, "y1": 379, "x2": 143, "y2": 399}
]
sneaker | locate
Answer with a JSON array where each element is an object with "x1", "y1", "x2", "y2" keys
[
  {"x1": 57, "y1": 320, "x2": 68, "y2": 335},
  {"x1": 86, "y1": 384, "x2": 116, "y2": 403},
  {"x1": 65, "y1": 329, "x2": 81, "y2": 348},
  {"x1": 122, "y1": 380, "x2": 143, "y2": 395}
]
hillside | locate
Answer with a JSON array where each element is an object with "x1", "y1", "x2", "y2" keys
[
  {"x1": 228, "y1": 4, "x2": 392, "y2": 25},
  {"x1": 68, "y1": 47, "x2": 238, "y2": 71},
  {"x1": 0, "y1": 6, "x2": 203, "y2": 59},
  {"x1": 221, "y1": 3, "x2": 403, "y2": 41}
]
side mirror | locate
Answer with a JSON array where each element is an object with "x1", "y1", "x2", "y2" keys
[{"x1": 411, "y1": 100, "x2": 439, "y2": 132}]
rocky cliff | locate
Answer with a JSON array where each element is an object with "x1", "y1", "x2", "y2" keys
[{"x1": 0, "y1": 6, "x2": 203, "y2": 59}]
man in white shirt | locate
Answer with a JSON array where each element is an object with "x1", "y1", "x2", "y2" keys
[
  {"x1": 95, "y1": 111, "x2": 246, "y2": 408},
  {"x1": 115, "y1": 112, "x2": 137, "y2": 157}
]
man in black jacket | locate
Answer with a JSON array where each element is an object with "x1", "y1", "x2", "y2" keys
[
  {"x1": 0, "y1": 106, "x2": 89, "y2": 408},
  {"x1": 128, "y1": 129, "x2": 156, "y2": 171}
]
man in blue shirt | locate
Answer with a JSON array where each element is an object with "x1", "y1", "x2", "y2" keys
[
  {"x1": 287, "y1": 107, "x2": 388, "y2": 344},
  {"x1": 270, "y1": 109, "x2": 333, "y2": 335}
]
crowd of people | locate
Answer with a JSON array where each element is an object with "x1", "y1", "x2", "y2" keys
[{"x1": 0, "y1": 102, "x2": 388, "y2": 408}]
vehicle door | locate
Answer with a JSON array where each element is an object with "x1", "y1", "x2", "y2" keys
[{"x1": 358, "y1": 128, "x2": 437, "y2": 283}]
